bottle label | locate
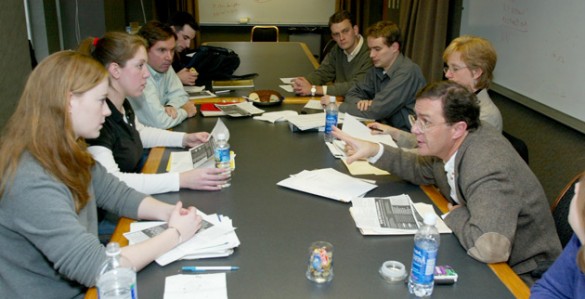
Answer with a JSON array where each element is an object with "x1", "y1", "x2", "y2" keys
[
  {"x1": 325, "y1": 114, "x2": 338, "y2": 134},
  {"x1": 215, "y1": 147, "x2": 230, "y2": 163},
  {"x1": 131, "y1": 282, "x2": 137, "y2": 299},
  {"x1": 411, "y1": 243, "x2": 437, "y2": 284}
]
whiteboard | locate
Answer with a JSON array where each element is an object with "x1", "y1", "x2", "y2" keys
[
  {"x1": 460, "y1": 0, "x2": 585, "y2": 130},
  {"x1": 198, "y1": 0, "x2": 335, "y2": 25}
]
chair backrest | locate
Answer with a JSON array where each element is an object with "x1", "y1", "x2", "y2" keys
[
  {"x1": 550, "y1": 172, "x2": 583, "y2": 247},
  {"x1": 320, "y1": 39, "x2": 336, "y2": 63},
  {"x1": 251, "y1": 26, "x2": 279, "y2": 42},
  {"x1": 502, "y1": 131, "x2": 529, "y2": 164}
]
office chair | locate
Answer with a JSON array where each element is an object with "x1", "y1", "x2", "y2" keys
[
  {"x1": 551, "y1": 172, "x2": 582, "y2": 247},
  {"x1": 531, "y1": 172, "x2": 581, "y2": 279},
  {"x1": 320, "y1": 39, "x2": 336, "y2": 63},
  {"x1": 250, "y1": 26, "x2": 279, "y2": 42},
  {"x1": 502, "y1": 131, "x2": 529, "y2": 164}
]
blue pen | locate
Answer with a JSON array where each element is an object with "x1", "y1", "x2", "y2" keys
[{"x1": 182, "y1": 266, "x2": 240, "y2": 272}]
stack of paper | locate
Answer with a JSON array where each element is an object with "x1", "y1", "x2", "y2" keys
[
  {"x1": 215, "y1": 102, "x2": 265, "y2": 117},
  {"x1": 287, "y1": 113, "x2": 346, "y2": 131},
  {"x1": 125, "y1": 211, "x2": 240, "y2": 266},
  {"x1": 200, "y1": 102, "x2": 240, "y2": 117},
  {"x1": 277, "y1": 168, "x2": 377, "y2": 202},
  {"x1": 349, "y1": 195, "x2": 452, "y2": 235},
  {"x1": 253, "y1": 110, "x2": 298, "y2": 123},
  {"x1": 341, "y1": 113, "x2": 397, "y2": 147}
]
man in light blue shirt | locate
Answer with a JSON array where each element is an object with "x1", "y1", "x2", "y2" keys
[{"x1": 128, "y1": 20, "x2": 197, "y2": 129}]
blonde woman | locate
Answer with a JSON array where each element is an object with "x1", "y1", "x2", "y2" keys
[{"x1": 0, "y1": 51, "x2": 202, "y2": 298}]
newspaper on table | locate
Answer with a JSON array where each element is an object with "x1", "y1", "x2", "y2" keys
[
  {"x1": 124, "y1": 210, "x2": 240, "y2": 266},
  {"x1": 349, "y1": 194, "x2": 452, "y2": 235},
  {"x1": 216, "y1": 101, "x2": 264, "y2": 117}
]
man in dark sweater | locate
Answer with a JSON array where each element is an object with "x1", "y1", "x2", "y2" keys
[{"x1": 292, "y1": 10, "x2": 372, "y2": 97}]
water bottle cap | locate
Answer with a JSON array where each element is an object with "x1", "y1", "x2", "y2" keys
[
  {"x1": 329, "y1": 96, "x2": 336, "y2": 103},
  {"x1": 423, "y1": 213, "x2": 437, "y2": 225},
  {"x1": 105, "y1": 242, "x2": 121, "y2": 257},
  {"x1": 379, "y1": 260, "x2": 407, "y2": 283}
]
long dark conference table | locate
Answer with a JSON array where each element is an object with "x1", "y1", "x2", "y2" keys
[{"x1": 86, "y1": 42, "x2": 529, "y2": 298}]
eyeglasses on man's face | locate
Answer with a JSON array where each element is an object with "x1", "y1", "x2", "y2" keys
[{"x1": 409, "y1": 114, "x2": 445, "y2": 133}]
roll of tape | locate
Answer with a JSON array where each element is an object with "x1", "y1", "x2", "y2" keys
[{"x1": 379, "y1": 260, "x2": 407, "y2": 284}]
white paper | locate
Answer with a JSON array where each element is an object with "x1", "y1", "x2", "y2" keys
[
  {"x1": 127, "y1": 212, "x2": 240, "y2": 266},
  {"x1": 210, "y1": 118, "x2": 230, "y2": 142},
  {"x1": 277, "y1": 168, "x2": 377, "y2": 202},
  {"x1": 342, "y1": 114, "x2": 397, "y2": 147},
  {"x1": 253, "y1": 110, "x2": 298, "y2": 123},
  {"x1": 341, "y1": 158, "x2": 390, "y2": 176},
  {"x1": 187, "y1": 90, "x2": 217, "y2": 100},
  {"x1": 156, "y1": 215, "x2": 239, "y2": 266},
  {"x1": 279, "y1": 84, "x2": 294, "y2": 92},
  {"x1": 183, "y1": 85, "x2": 205, "y2": 93},
  {"x1": 350, "y1": 196, "x2": 452, "y2": 235},
  {"x1": 303, "y1": 99, "x2": 324, "y2": 110},
  {"x1": 280, "y1": 77, "x2": 295, "y2": 84},
  {"x1": 214, "y1": 102, "x2": 265, "y2": 117},
  {"x1": 164, "y1": 273, "x2": 227, "y2": 299}
]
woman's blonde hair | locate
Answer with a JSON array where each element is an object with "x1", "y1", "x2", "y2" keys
[
  {"x1": 0, "y1": 51, "x2": 108, "y2": 212},
  {"x1": 443, "y1": 35, "x2": 497, "y2": 90}
]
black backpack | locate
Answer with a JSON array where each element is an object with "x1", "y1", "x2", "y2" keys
[{"x1": 184, "y1": 45, "x2": 256, "y2": 84}]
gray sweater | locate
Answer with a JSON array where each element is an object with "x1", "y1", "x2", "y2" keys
[
  {"x1": 0, "y1": 153, "x2": 145, "y2": 298},
  {"x1": 305, "y1": 39, "x2": 372, "y2": 96}
]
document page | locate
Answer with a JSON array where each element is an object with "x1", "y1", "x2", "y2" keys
[
  {"x1": 164, "y1": 273, "x2": 227, "y2": 299},
  {"x1": 342, "y1": 114, "x2": 397, "y2": 147},
  {"x1": 277, "y1": 168, "x2": 377, "y2": 202},
  {"x1": 350, "y1": 195, "x2": 452, "y2": 235}
]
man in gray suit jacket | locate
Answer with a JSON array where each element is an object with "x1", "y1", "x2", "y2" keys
[{"x1": 332, "y1": 80, "x2": 561, "y2": 285}]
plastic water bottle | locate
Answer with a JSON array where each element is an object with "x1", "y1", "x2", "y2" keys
[
  {"x1": 214, "y1": 133, "x2": 231, "y2": 187},
  {"x1": 96, "y1": 242, "x2": 137, "y2": 299},
  {"x1": 408, "y1": 213, "x2": 440, "y2": 298},
  {"x1": 324, "y1": 96, "x2": 338, "y2": 142}
]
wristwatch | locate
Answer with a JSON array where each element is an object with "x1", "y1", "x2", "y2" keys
[{"x1": 310, "y1": 85, "x2": 316, "y2": 97}]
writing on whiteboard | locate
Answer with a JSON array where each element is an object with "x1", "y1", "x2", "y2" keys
[
  {"x1": 501, "y1": 0, "x2": 528, "y2": 32},
  {"x1": 211, "y1": 1, "x2": 240, "y2": 17}
]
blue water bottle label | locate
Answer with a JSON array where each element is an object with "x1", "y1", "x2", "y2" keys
[
  {"x1": 131, "y1": 283, "x2": 137, "y2": 299},
  {"x1": 411, "y1": 244, "x2": 437, "y2": 284},
  {"x1": 325, "y1": 114, "x2": 338, "y2": 134},
  {"x1": 215, "y1": 148, "x2": 230, "y2": 163}
]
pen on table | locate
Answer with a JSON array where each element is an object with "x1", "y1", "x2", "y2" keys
[
  {"x1": 182, "y1": 266, "x2": 240, "y2": 272},
  {"x1": 215, "y1": 90, "x2": 234, "y2": 94}
]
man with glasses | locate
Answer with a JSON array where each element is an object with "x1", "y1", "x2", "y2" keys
[
  {"x1": 367, "y1": 35, "x2": 502, "y2": 148},
  {"x1": 332, "y1": 80, "x2": 561, "y2": 286},
  {"x1": 292, "y1": 11, "x2": 371, "y2": 97},
  {"x1": 323, "y1": 20, "x2": 425, "y2": 131}
]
